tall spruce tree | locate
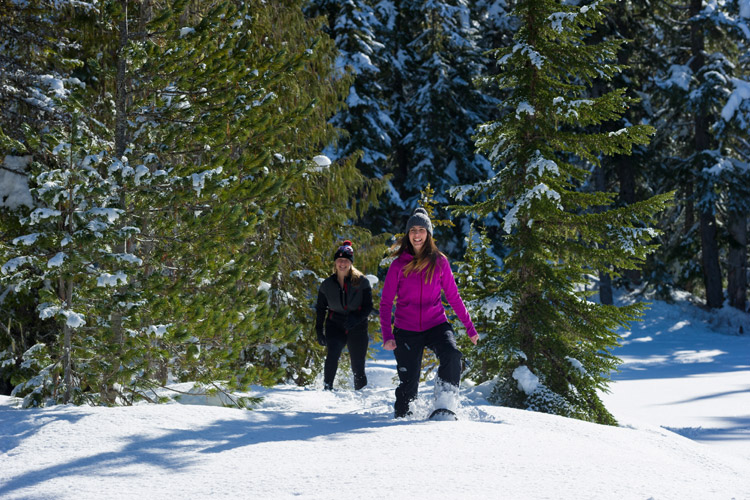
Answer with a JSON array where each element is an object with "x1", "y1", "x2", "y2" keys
[
  {"x1": 649, "y1": 0, "x2": 750, "y2": 309},
  {"x1": 304, "y1": 0, "x2": 399, "y2": 234},
  {"x1": 305, "y1": 0, "x2": 395, "y2": 176},
  {"x1": 0, "y1": 0, "x2": 124, "y2": 405},
  {"x1": 451, "y1": 0, "x2": 673, "y2": 424},
  {"x1": 398, "y1": 0, "x2": 495, "y2": 253}
]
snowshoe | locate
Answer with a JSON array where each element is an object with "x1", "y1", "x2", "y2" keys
[{"x1": 428, "y1": 408, "x2": 458, "y2": 421}]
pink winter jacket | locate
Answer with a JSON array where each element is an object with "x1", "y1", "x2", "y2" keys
[{"x1": 379, "y1": 252, "x2": 479, "y2": 344}]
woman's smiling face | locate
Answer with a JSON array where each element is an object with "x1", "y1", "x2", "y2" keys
[
  {"x1": 335, "y1": 257, "x2": 352, "y2": 274},
  {"x1": 409, "y1": 226, "x2": 428, "y2": 253}
]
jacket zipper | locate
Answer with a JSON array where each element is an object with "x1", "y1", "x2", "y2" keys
[
  {"x1": 341, "y1": 281, "x2": 348, "y2": 311},
  {"x1": 419, "y1": 272, "x2": 423, "y2": 331}
]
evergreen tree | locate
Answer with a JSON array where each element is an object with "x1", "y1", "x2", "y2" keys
[
  {"x1": 453, "y1": 225, "x2": 508, "y2": 382},
  {"x1": 1, "y1": 0, "x2": 368, "y2": 406},
  {"x1": 451, "y1": 0, "x2": 673, "y2": 424},
  {"x1": 305, "y1": 0, "x2": 396, "y2": 177},
  {"x1": 1, "y1": 114, "x2": 141, "y2": 406},
  {"x1": 304, "y1": 0, "x2": 400, "y2": 234},
  {"x1": 649, "y1": 0, "x2": 750, "y2": 308},
  {"x1": 0, "y1": 0, "x2": 118, "y2": 404},
  {"x1": 397, "y1": 0, "x2": 495, "y2": 253},
  {"x1": 110, "y1": 0, "x2": 379, "y2": 400}
]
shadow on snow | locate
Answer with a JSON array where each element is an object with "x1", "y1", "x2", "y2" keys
[{"x1": 0, "y1": 409, "x2": 405, "y2": 496}]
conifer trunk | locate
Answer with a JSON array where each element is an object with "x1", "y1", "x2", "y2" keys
[
  {"x1": 594, "y1": 166, "x2": 613, "y2": 304},
  {"x1": 115, "y1": 11, "x2": 128, "y2": 160},
  {"x1": 700, "y1": 211, "x2": 724, "y2": 308},
  {"x1": 111, "y1": 7, "x2": 131, "y2": 351},
  {"x1": 62, "y1": 278, "x2": 73, "y2": 404},
  {"x1": 690, "y1": 0, "x2": 723, "y2": 309},
  {"x1": 616, "y1": 155, "x2": 641, "y2": 287},
  {"x1": 727, "y1": 212, "x2": 747, "y2": 312}
]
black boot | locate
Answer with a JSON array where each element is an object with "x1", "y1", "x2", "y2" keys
[
  {"x1": 394, "y1": 408, "x2": 413, "y2": 419},
  {"x1": 354, "y1": 374, "x2": 367, "y2": 390}
]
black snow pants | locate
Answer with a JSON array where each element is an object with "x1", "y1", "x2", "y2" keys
[
  {"x1": 393, "y1": 322, "x2": 462, "y2": 417},
  {"x1": 324, "y1": 319, "x2": 369, "y2": 390}
]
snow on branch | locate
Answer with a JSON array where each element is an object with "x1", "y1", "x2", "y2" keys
[
  {"x1": 721, "y1": 78, "x2": 750, "y2": 122},
  {"x1": 503, "y1": 183, "x2": 562, "y2": 233}
]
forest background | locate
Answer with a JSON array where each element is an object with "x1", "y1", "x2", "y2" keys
[{"x1": 0, "y1": 0, "x2": 748, "y2": 424}]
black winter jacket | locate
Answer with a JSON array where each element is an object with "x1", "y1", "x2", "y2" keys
[{"x1": 315, "y1": 274, "x2": 373, "y2": 335}]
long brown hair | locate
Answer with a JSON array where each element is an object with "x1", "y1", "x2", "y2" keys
[{"x1": 394, "y1": 231, "x2": 444, "y2": 283}]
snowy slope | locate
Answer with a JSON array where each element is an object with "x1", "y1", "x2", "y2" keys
[
  {"x1": 1, "y1": 293, "x2": 749, "y2": 500},
  {"x1": 602, "y1": 291, "x2": 750, "y2": 462}
]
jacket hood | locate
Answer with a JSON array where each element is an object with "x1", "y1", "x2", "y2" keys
[{"x1": 396, "y1": 252, "x2": 414, "y2": 263}]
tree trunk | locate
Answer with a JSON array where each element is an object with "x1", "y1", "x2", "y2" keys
[
  {"x1": 690, "y1": 0, "x2": 722, "y2": 309},
  {"x1": 115, "y1": 12, "x2": 128, "y2": 159},
  {"x1": 593, "y1": 166, "x2": 613, "y2": 304},
  {"x1": 616, "y1": 155, "x2": 641, "y2": 287},
  {"x1": 63, "y1": 278, "x2": 73, "y2": 404},
  {"x1": 700, "y1": 211, "x2": 724, "y2": 308},
  {"x1": 727, "y1": 212, "x2": 747, "y2": 312},
  {"x1": 112, "y1": 7, "x2": 132, "y2": 349}
]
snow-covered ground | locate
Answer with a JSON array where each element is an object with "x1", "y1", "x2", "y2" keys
[
  {"x1": 601, "y1": 290, "x2": 750, "y2": 464},
  {"x1": 1, "y1": 292, "x2": 749, "y2": 499}
]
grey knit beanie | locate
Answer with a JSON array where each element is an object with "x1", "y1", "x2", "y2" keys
[{"x1": 405, "y1": 207, "x2": 433, "y2": 236}]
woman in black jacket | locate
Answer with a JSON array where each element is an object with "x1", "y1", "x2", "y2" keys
[{"x1": 315, "y1": 240, "x2": 372, "y2": 390}]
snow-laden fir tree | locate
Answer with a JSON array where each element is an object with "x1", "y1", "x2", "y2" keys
[
  {"x1": 649, "y1": 0, "x2": 750, "y2": 309},
  {"x1": 0, "y1": 0, "x2": 69, "y2": 397},
  {"x1": 305, "y1": 0, "x2": 396, "y2": 177},
  {"x1": 0, "y1": 0, "x2": 131, "y2": 406},
  {"x1": 452, "y1": 225, "x2": 509, "y2": 382},
  {"x1": 450, "y1": 0, "x2": 673, "y2": 424},
  {"x1": 304, "y1": 0, "x2": 400, "y2": 234},
  {"x1": 396, "y1": 0, "x2": 495, "y2": 253}
]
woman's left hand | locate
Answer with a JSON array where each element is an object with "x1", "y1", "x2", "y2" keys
[{"x1": 469, "y1": 334, "x2": 478, "y2": 345}]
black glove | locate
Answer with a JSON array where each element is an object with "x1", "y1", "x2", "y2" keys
[{"x1": 316, "y1": 331, "x2": 327, "y2": 346}]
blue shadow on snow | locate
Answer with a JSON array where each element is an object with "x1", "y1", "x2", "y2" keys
[{"x1": 0, "y1": 408, "x2": 409, "y2": 497}]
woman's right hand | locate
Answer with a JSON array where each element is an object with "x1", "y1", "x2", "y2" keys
[{"x1": 383, "y1": 339, "x2": 396, "y2": 351}]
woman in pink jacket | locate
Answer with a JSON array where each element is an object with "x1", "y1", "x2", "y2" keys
[{"x1": 380, "y1": 207, "x2": 479, "y2": 418}]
